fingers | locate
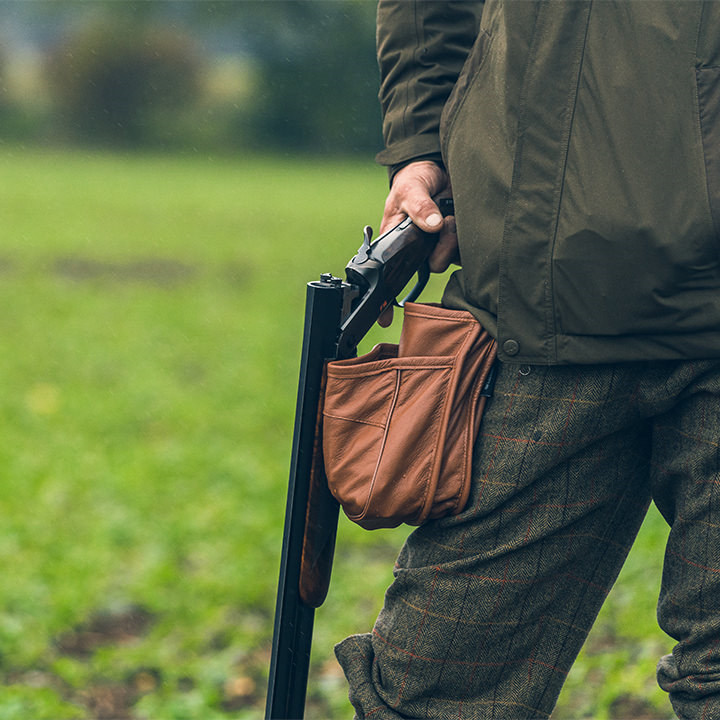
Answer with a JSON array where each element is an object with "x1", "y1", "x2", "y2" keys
[
  {"x1": 377, "y1": 305, "x2": 394, "y2": 328},
  {"x1": 428, "y1": 215, "x2": 460, "y2": 273},
  {"x1": 379, "y1": 160, "x2": 449, "y2": 235}
]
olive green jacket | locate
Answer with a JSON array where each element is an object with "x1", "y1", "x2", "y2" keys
[{"x1": 377, "y1": 0, "x2": 720, "y2": 364}]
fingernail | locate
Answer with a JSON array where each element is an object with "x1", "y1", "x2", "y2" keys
[{"x1": 426, "y1": 213, "x2": 442, "y2": 227}]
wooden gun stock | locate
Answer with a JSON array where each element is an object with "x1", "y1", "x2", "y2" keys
[{"x1": 298, "y1": 370, "x2": 337, "y2": 609}]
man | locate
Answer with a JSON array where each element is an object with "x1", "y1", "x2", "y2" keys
[{"x1": 334, "y1": 2, "x2": 720, "y2": 718}]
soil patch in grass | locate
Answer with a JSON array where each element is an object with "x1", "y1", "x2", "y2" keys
[
  {"x1": 55, "y1": 605, "x2": 156, "y2": 658},
  {"x1": 52, "y1": 256, "x2": 197, "y2": 286}
]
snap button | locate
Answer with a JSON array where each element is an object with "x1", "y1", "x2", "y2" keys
[{"x1": 503, "y1": 339, "x2": 520, "y2": 356}]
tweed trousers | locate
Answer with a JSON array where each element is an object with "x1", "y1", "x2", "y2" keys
[{"x1": 335, "y1": 359, "x2": 720, "y2": 719}]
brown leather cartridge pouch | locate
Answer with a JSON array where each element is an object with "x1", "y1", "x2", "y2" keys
[{"x1": 322, "y1": 302, "x2": 497, "y2": 530}]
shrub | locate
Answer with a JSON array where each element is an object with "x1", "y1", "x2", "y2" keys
[{"x1": 46, "y1": 17, "x2": 203, "y2": 148}]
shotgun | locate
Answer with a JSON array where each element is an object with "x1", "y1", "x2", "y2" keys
[{"x1": 266, "y1": 199, "x2": 453, "y2": 720}]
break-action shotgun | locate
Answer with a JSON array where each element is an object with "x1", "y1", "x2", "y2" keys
[{"x1": 266, "y1": 199, "x2": 453, "y2": 720}]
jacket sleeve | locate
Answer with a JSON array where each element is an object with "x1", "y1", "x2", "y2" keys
[{"x1": 375, "y1": 1, "x2": 484, "y2": 172}]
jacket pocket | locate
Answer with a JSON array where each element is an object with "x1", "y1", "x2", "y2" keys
[
  {"x1": 696, "y1": 66, "x2": 720, "y2": 244},
  {"x1": 440, "y1": 30, "x2": 493, "y2": 160}
]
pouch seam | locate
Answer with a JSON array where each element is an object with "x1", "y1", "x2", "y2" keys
[
  {"x1": 322, "y1": 413, "x2": 386, "y2": 430},
  {"x1": 354, "y1": 369, "x2": 404, "y2": 523}
]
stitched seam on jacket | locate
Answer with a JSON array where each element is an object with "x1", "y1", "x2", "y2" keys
[
  {"x1": 441, "y1": 30, "x2": 493, "y2": 161},
  {"x1": 547, "y1": 1, "x2": 593, "y2": 363}
]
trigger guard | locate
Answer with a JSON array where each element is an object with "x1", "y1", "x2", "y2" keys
[{"x1": 397, "y1": 261, "x2": 430, "y2": 307}]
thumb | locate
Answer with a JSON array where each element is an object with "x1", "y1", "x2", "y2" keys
[
  {"x1": 411, "y1": 201, "x2": 444, "y2": 234},
  {"x1": 423, "y1": 210, "x2": 444, "y2": 232}
]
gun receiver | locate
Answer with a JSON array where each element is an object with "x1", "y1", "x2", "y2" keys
[
  {"x1": 337, "y1": 196, "x2": 453, "y2": 358},
  {"x1": 266, "y1": 198, "x2": 453, "y2": 720}
]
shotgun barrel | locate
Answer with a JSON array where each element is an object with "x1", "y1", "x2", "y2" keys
[{"x1": 266, "y1": 202, "x2": 453, "y2": 719}]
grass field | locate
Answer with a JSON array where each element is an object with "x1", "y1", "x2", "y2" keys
[{"x1": 0, "y1": 146, "x2": 675, "y2": 719}]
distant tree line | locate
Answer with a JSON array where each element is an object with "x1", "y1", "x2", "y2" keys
[{"x1": 0, "y1": 1, "x2": 382, "y2": 155}]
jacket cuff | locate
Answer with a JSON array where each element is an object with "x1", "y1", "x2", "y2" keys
[{"x1": 375, "y1": 135, "x2": 443, "y2": 169}]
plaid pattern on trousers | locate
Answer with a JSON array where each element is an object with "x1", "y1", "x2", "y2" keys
[{"x1": 335, "y1": 359, "x2": 720, "y2": 719}]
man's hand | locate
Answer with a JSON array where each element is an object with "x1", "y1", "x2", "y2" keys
[{"x1": 378, "y1": 160, "x2": 459, "y2": 326}]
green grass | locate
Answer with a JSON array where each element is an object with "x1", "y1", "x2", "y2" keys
[{"x1": 0, "y1": 146, "x2": 674, "y2": 719}]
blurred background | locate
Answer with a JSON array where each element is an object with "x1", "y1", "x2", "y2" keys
[
  {"x1": 0, "y1": 2, "x2": 674, "y2": 719},
  {"x1": 0, "y1": 1, "x2": 382, "y2": 154}
]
